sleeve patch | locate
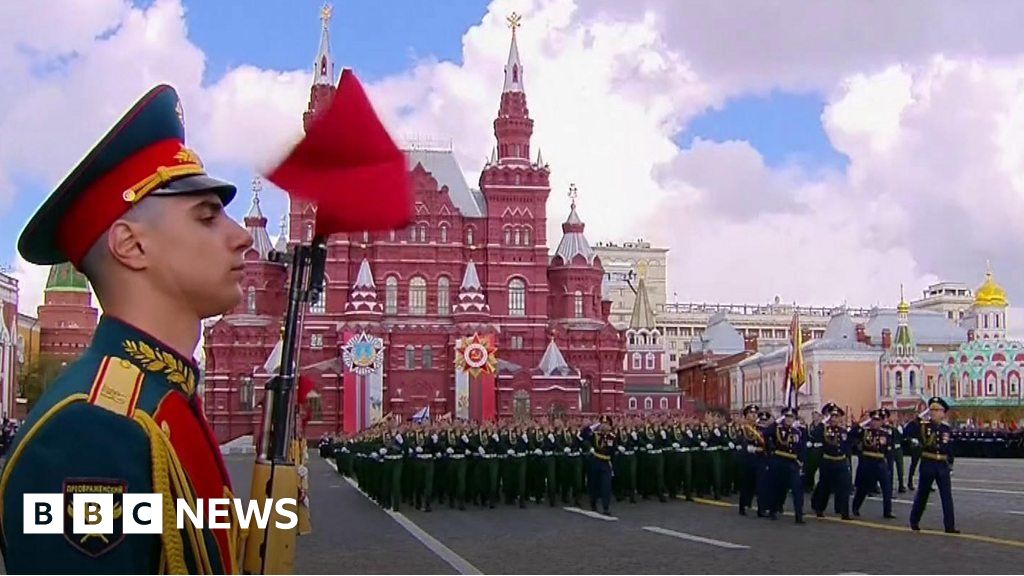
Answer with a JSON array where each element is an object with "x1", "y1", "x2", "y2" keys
[
  {"x1": 62, "y1": 478, "x2": 127, "y2": 557},
  {"x1": 87, "y1": 357, "x2": 144, "y2": 417}
]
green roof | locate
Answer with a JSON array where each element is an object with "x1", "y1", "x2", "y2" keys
[{"x1": 45, "y1": 262, "x2": 90, "y2": 292}]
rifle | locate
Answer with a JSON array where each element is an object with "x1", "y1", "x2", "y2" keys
[{"x1": 243, "y1": 235, "x2": 328, "y2": 574}]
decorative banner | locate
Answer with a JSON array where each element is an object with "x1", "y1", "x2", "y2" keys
[
  {"x1": 342, "y1": 331, "x2": 385, "y2": 433},
  {"x1": 342, "y1": 331, "x2": 385, "y2": 375},
  {"x1": 455, "y1": 333, "x2": 497, "y2": 378},
  {"x1": 454, "y1": 333, "x2": 498, "y2": 421}
]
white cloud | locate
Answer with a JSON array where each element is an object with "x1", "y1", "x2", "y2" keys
[
  {"x1": 12, "y1": 257, "x2": 49, "y2": 317},
  {"x1": 4, "y1": 0, "x2": 1024, "y2": 343}
]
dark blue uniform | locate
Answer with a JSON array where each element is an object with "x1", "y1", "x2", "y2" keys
[
  {"x1": 737, "y1": 421, "x2": 767, "y2": 515},
  {"x1": 852, "y1": 423, "x2": 895, "y2": 518},
  {"x1": 907, "y1": 418, "x2": 957, "y2": 532},
  {"x1": 766, "y1": 419, "x2": 806, "y2": 523},
  {"x1": 588, "y1": 431, "x2": 615, "y2": 515},
  {"x1": 811, "y1": 421, "x2": 852, "y2": 518}
]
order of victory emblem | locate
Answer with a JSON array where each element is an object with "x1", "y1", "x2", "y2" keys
[
  {"x1": 455, "y1": 333, "x2": 497, "y2": 378},
  {"x1": 342, "y1": 332, "x2": 385, "y2": 375}
]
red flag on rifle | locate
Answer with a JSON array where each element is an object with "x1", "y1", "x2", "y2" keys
[{"x1": 265, "y1": 68, "x2": 413, "y2": 236}]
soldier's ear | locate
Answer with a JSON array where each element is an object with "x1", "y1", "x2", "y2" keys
[{"x1": 107, "y1": 219, "x2": 150, "y2": 271}]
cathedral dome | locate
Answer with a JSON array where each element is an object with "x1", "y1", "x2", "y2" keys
[{"x1": 975, "y1": 269, "x2": 1008, "y2": 308}]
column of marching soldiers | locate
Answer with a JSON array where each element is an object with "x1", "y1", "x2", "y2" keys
[{"x1": 319, "y1": 401, "x2": 942, "y2": 524}]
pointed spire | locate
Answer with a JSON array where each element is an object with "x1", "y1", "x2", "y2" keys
[
  {"x1": 354, "y1": 258, "x2": 375, "y2": 289},
  {"x1": 628, "y1": 273, "x2": 657, "y2": 330},
  {"x1": 503, "y1": 12, "x2": 524, "y2": 93},
  {"x1": 244, "y1": 176, "x2": 274, "y2": 259},
  {"x1": 537, "y1": 338, "x2": 572, "y2": 376},
  {"x1": 313, "y1": 2, "x2": 335, "y2": 86},
  {"x1": 454, "y1": 261, "x2": 490, "y2": 317},
  {"x1": 535, "y1": 148, "x2": 544, "y2": 167},
  {"x1": 490, "y1": 146, "x2": 497, "y2": 165},
  {"x1": 553, "y1": 184, "x2": 596, "y2": 266},
  {"x1": 460, "y1": 261, "x2": 482, "y2": 291},
  {"x1": 274, "y1": 213, "x2": 288, "y2": 253},
  {"x1": 344, "y1": 258, "x2": 382, "y2": 315}
]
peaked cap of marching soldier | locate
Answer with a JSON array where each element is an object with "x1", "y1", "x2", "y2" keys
[
  {"x1": 742, "y1": 403, "x2": 760, "y2": 416},
  {"x1": 928, "y1": 396, "x2": 950, "y2": 411},
  {"x1": 17, "y1": 84, "x2": 237, "y2": 268}
]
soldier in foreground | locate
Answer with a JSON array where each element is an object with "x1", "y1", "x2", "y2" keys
[
  {"x1": 907, "y1": 397, "x2": 959, "y2": 533},
  {"x1": 0, "y1": 85, "x2": 252, "y2": 573}
]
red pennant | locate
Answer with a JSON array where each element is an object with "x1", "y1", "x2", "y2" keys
[
  {"x1": 265, "y1": 68, "x2": 413, "y2": 236},
  {"x1": 297, "y1": 374, "x2": 316, "y2": 405}
]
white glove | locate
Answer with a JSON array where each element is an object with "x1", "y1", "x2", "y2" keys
[
  {"x1": 462, "y1": 434, "x2": 469, "y2": 443},
  {"x1": 646, "y1": 443, "x2": 653, "y2": 450},
  {"x1": 807, "y1": 441, "x2": 813, "y2": 448},
  {"x1": 534, "y1": 448, "x2": 543, "y2": 456},
  {"x1": 507, "y1": 449, "x2": 515, "y2": 456},
  {"x1": 746, "y1": 445, "x2": 756, "y2": 454},
  {"x1": 728, "y1": 442, "x2": 735, "y2": 449},
  {"x1": 661, "y1": 430, "x2": 667, "y2": 439},
  {"x1": 700, "y1": 441, "x2": 708, "y2": 448},
  {"x1": 478, "y1": 446, "x2": 486, "y2": 455},
  {"x1": 618, "y1": 445, "x2": 626, "y2": 453},
  {"x1": 396, "y1": 434, "x2": 404, "y2": 444},
  {"x1": 446, "y1": 447, "x2": 454, "y2": 455},
  {"x1": 378, "y1": 448, "x2": 387, "y2": 455},
  {"x1": 415, "y1": 446, "x2": 423, "y2": 454},
  {"x1": 548, "y1": 433, "x2": 555, "y2": 442},
  {"x1": 672, "y1": 442, "x2": 680, "y2": 449},
  {"x1": 564, "y1": 447, "x2": 571, "y2": 454},
  {"x1": 714, "y1": 429, "x2": 722, "y2": 437},
  {"x1": 687, "y1": 430, "x2": 694, "y2": 438},
  {"x1": 432, "y1": 434, "x2": 438, "y2": 442}
]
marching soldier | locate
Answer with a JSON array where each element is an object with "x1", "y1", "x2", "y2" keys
[
  {"x1": 736, "y1": 404, "x2": 766, "y2": 516},
  {"x1": 413, "y1": 425, "x2": 437, "y2": 512},
  {"x1": 907, "y1": 397, "x2": 959, "y2": 533},
  {"x1": 615, "y1": 420, "x2": 638, "y2": 503},
  {"x1": 804, "y1": 411, "x2": 825, "y2": 490},
  {"x1": 883, "y1": 409, "x2": 907, "y2": 493},
  {"x1": 811, "y1": 403, "x2": 852, "y2": 520},
  {"x1": 446, "y1": 422, "x2": 470, "y2": 510},
  {"x1": 589, "y1": 429, "x2": 616, "y2": 515},
  {"x1": 851, "y1": 410, "x2": 896, "y2": 519},
  {"x1": 766, "y1": 407, "x2": 806, "y2": 524},
  {"x1": 906, "y1": 413, "x2": 923, "y2": 491},
  {"x1": 0, "y1": 85, "x2": 252, "y2": 573},
  {"x1": 557, "y1": 422, "x2": 584, "y2": 506}
]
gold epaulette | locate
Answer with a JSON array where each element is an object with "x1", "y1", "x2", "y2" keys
[{"x1": 87, "y1": 356, "x2": 144, "y2": 417}]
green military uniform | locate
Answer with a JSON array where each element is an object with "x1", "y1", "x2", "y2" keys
[
  {"x1": 413, "y1": 430, "x2": 437, "y2": 511},
  {"x1": 614, "y1": 426, "x2": 638, "y2": 503},
  {"x1": 0, "y1": 85, "x2": 244, "y2": 574},
  {"x1": 446, "y1": 428, "x2": 469, "y2": 510},
  {"x1": 557, "y1": 427, "x2": 584, "y2": 506}
]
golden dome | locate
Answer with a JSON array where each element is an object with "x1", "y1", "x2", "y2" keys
[
  {"x1": 975, "y1": 267, "x2": 1009, "y2": 308},
  {"x1": 897, "y1": 284, "x2": 910, "y2": 314}
]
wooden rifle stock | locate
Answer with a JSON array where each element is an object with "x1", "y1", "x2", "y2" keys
[{"x1": 243, "y1": 236, "x2": 327, "y2": 574}]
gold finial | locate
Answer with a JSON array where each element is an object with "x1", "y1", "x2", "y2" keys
[
  {"x1": 507, "y1": 12, "x2": 522, "y2": 36},
  {"x1": 321, "y1": 2, "x2": 333, "y2": 28},
  {"x1": 568, "y1": 183, "x2": 578, "y2": 208},
  {"x1": 986, "y1": 258, "x2": 993, "y2": 277},
  {"x1": 637, "y1": 260, "x2": 648, "y2": 280}
]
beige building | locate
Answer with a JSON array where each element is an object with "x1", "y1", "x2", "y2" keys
[
  {"x1": 594, "y1": 239, "x2": 668, "y2": 329},
  {"x1": 731, "y1": 304, "x2": 967, "y2": 420},
  {"x1": 911, "y1": 281, "x2": 974, "y2": 324}
]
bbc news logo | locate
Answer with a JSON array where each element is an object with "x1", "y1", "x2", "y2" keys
[{"x1": 24, "y1": 494, "x2": 298, "y2": 534}]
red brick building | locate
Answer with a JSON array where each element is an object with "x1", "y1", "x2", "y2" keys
[
  {"x1": 37, "y1": 263, "x2": 98, "y2": 360},
  {"x1": 201, "y1": 18, "x2": 626, "y2": 442}
]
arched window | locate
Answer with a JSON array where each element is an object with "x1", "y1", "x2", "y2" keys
[
  {"x1": 409, "y1": 226, "x2": 417, "y2": 242},
  {"x1": 909, "y1": 371, "x2": 916, "y2": 394},
  {"x1": 514, "y1": 228, "x2": 521, "y2": 245},
  {"x1": 984, "y1": 315, "x2": 989, "y2": 329},
  {"x1": 409, "y1": 277, "x2": 427, "y2": 315},
  {"x1": 504, "y1": 228, "x2": 511, "y2": 245},
  {"x1": 628, "y1": 397, "x2": 637, "y2": 411},
  {"x1": 508, "y1": 279, "x2": 526, "y2": 316},
  {"x1": 995, "y1": 314, "x2": 1000, "y2": 329},
  {"x1": 644, "y1": 397, "x2": 653, "y2": 410},
  {"x1": 240, "y1": 376, "x2": 255, "y2": 410},
  {"x1": 405, "y1": 346, "x2": 415, "y2": 369},
  {"x1": 523, "y1": 228, "x2": 531, "y2": 245},
  {"x1": 579, "y1": 378, "x2": 591, "y2": 412},
  {"x1": 385, "y1": 276, "x2": 398, "y2": 315},
  {"x1": 418, "y1": 226, "x2": 427, "y2": 243},
  {"x1": 660, "y1": 397, "x2": 668, "y2": 410},
  {"x1": 389, "y1": 229, "x2": 396, "y2": 242},
  {"x1": 466, "y1": 227, "x2": 474, "y2": 245},
  {"x1": 305, "y1": 223, "x2": 313, "y2": 242},
  {"x1": 632, "y1": 353, "x2": 641, "y2": 370},
  {"x1": 440, "y1": 225, "x2": 448, "y2": 244},
  {"x1": 437, "y1": 277, "x2": 450, "y2": 316},
  {"x1": 646, "y1": 353, "x2": 655, "y2": 370},
  {"x1": 574, "y1": 291, "x2": 583, "y2": 318},
  {"x1": 310, "y1": 289, "x2": 326, "y2": 314},
  {"x1": 362, "y1": 230, "x2": 369, "y2": 243},
  {"x1": 895, "y1": 371, "x2": 903, "y2": 395},
  {"x1": 422, "y1": 346, "x2": 433, "y2": 369},
  {"x1": 246, "y1": 286, "x2": 256, "y2": 314}
]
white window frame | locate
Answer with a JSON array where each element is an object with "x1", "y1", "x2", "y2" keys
[
  {"x1": 628, "y1": 397, "x2": 637, "y2": 410},
  {"x1": 409, "y1": 277, "x2": 427, "y2": 315},
  {"x1": 644, "y1": 397, "x2": 653, "y2": 410}
]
